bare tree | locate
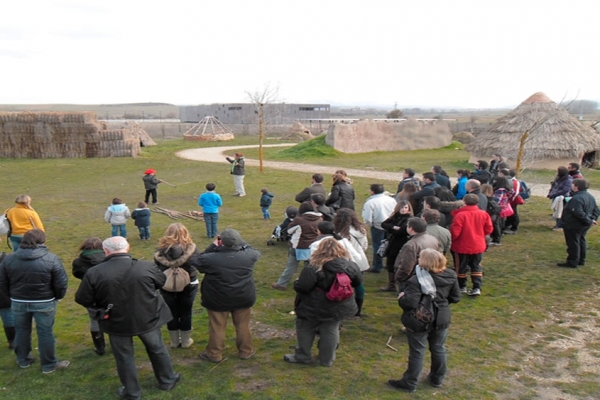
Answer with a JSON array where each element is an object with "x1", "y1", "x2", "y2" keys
[{"x1": 245, "y1": 83, "x2": 281, "y2": 172}]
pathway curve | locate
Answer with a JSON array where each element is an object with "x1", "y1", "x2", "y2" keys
[{"x1": 177, "y1": 144, "x2": 600, "y2": 200}]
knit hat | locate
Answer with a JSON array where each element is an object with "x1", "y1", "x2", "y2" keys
[
  {"x1": 220, "y1": 229, "x2": 244, "y2": 247},
  {"x1": 145, "y1": 169, "x2": 156, "y2": 175}
]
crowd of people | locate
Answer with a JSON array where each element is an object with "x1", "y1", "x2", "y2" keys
[{"x1": 0, "y1": 154, "x2": 598, "y2": 396}]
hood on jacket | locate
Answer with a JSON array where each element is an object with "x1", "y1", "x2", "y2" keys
[
  {"x1": 108, "y1": 204, "x2": 128, "y2": 212},
  {"x1": 14, "y1": 246, "x2": 49, "y2": 261},
  {"x1": 154, "y1": 243, "x2": 197, "y2": 268},
  {"x1": 302, "y1": 211, "x2": 322, "y2": 221}
]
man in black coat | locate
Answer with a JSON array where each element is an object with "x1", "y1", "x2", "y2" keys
[
  {"x1": 557, "y1": 179, "x2": 599, "y2": 268},
  {"x1": 75, "y1": 236, "x2": 180, "y2": 399},
  {"x1": 0, "y1": 229, "x2": 69, "y2": 374},
  {"x1": 190, "y1": 229, "x2": 261, "y2": 362},
  {"x1": 432, "y1": 165, "x2": 451, "y2": 189}
]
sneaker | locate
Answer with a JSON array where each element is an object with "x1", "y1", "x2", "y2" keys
[
  {"x1": 386, "y1": 379, "x2": 416, "y2": 393},
  {"x1": 270, "y1": 282, "x2": 286, "y2": 290},
  {"x1": 42, "y1": 360, "x2": 70, "y2": 374},
  {"x1": 18, "y1": 357, "x2": 35, "y2": 369},
  {"x1": 159, "y1": 373, "x2": 181, "y2": 391},
  {"x1": 468, "y1": 288, "x2": 481, "y2": 296},
  {"x1": 489, "y1": 242, "x2": 501, "y2": 246},
  {"x1": 552, "y1": 227, "x2": 563, "y2": 232},
  {"x1": 283, "y1": 354, "x2": 311, "y2": 364},
  {"x1": 199, "y1": 351, "x2": 222, "y2": 363},
  {"x1": 459, "y1": 287, "x2": 468, "y2": 294},
  {"x1": 239, "y1": 349, "x2": 256, "y2": 360},
  {"x1": 427, "y1": 375, "x2": 442, "y2": 388},
  {"x1": 503, "y1": 229, "x2": 516, "y2": 235},
  {"x1": 557, "y1": 262, "x2": 577, "y2": 268}
]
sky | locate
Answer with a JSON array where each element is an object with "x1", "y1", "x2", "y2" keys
[{"x1": 1, "y1": 0, "x2": 599, "y2": 109}]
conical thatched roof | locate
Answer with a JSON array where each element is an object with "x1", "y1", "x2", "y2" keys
[{"x1": 465, "y1": 92, "x2": 600, "y2": 163}]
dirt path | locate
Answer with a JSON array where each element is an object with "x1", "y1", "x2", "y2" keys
[{"x1": 177, "y1": 144, "x2": 600, "y2": 200}]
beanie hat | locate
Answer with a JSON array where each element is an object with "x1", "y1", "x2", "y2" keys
[
  {"x1": 220, "y1": 229, "x2": 244, "y2": 247},
  {"x1": 145, "y1": 169, "x2": 156, "y2": 175}
]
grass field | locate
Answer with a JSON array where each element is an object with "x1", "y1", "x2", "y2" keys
[{"x1": 1, "y1": 137, "x2": 599, "y2": 399}]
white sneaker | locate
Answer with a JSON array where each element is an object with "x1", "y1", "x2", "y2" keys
[
  {"x1": 468, "y1": 288, "x2": 481, "y2": 296},
  {"x1": 460, "y1": 287, "x2": 468, "y2": 294}
]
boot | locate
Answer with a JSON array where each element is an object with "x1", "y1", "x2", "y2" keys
[
  {"x1": 4, "y1": 326, "x2": 16, "y2": 350},
  {"x1": 168, "y1": 330, "x2": 181, "y2": 348},
  {"x1": 380, "y1": 273, "x2": 397, "y2": 292},
  {"x1": 180, "y1": 330, "x2": 194, "y2": 348},
  {"x1": 355, "y1": 297, "x2": 364, "y2": 317},
  {"x1": 90, "y1": 331, "x2": 106, "y2": 356}
]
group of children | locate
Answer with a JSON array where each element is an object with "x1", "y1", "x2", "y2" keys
[{"x1": 104, "y1": 169, "x2": 276, "y2": 241}]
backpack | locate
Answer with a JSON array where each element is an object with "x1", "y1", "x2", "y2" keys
[
  {"x1": 326, "y1": 272, "x2": 354, "y2": 302},
  {"x1": 401, "y1": 293, "x2": 438, "y2": 332},
  {"x1": 519, "y1": 180, "x2": 531, "y2": 200},
  {"x1": 162, "y1": 266, "x2": 191, "y2": 292}
]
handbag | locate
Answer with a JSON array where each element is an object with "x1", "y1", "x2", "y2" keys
[
  {"x1": 87, "y1": 304, "x2": 113, "y2": 321},
  {"x1": 376, "y1": 238, "x2": 389, "y2": 257},
  {"x1": 400, "y1": 266, "x2": 438, "y2": 332}
]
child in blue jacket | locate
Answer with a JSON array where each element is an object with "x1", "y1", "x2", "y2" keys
[
  {"x1": 131, "y1": 201, "x2": 151, "y2": 240},
  {"x1": 199, "y1": 183, "x2": 223, "y2": 238},
  {"x1": 260, "y1": 188, "x2": 274, "y2": 220}
]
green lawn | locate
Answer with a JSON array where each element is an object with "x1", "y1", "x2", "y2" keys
[{"x1": 0, "y1": 138, "x2": 599, "y2": 399}]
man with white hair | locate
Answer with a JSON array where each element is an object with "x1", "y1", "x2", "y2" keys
[{"x1": 76, "y1": 236, "x2": 180, "y2": 399}]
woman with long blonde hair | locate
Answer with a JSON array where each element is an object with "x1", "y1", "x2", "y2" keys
[
  {"x1": 284, "y1": 238, "x2": 362, "y2": 367},
  {"x1": 388, "y1": 248, "x2": 460, "y2": 393},
  {"x1": 154, "y1": 223, "x2": 199, "y2": 349}
]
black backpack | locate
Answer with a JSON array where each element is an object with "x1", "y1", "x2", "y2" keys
[{"x1": 401, "y1": 293, "x2": 438, "y2": 332}]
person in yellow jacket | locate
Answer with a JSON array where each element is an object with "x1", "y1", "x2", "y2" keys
[{"x1": 5, "y1": 194, "x2": 44, "y2": 251}]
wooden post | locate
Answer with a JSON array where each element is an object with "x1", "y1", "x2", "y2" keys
[{"x1": 515, "y1": 130, "x2": 529, "y2": 178}]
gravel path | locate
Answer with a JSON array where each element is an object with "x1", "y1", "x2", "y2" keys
[{"x1": 176, "y1": 144, "x2": 600, "y2": 200}]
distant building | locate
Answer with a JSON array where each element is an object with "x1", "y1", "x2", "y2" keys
[{"x1": 179, "y1": 103, "x2": 330, "y2": 124}]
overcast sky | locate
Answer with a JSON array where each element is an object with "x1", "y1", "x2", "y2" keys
[{"x1": 1, "y1": 0, "x2": 598, "y2": 109}]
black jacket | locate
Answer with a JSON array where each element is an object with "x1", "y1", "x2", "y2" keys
[
  {"x1": 72, "y1": 249, "x2": 106, "y2": 280},
  {"x1": 435, "y1": 174, "x2": 451, "y2": 190},
  {"x1": 381, "y1": 212, "x2": 411, "y2": 260},
  {"x1": 562, "y1": 190, "x2": 600, "y2": 231},
  {"x1": 0, "y1": 246, "x2": 68, "y2": 302},
  {"x1": 191, "y1": 243, "x2": 260, "y2": 312},
  {"x1": 154, "y1": 243, "x2": 198, "y2": 283},
  {"x1": 315, "y1": 204, "x2": 336, "y2": 222},
  {"x1": 400, "y1": 268, "x2": 460, "y2": 330},
  {"x1": 294, "y1": 258, "x2": 362, "y2": 321},
  {"x1": 75, "y1": 253, "x2": 172, "y2": 336},
  {"x1": 326, "y1": 181, "x2": 355, "y2": 211}
]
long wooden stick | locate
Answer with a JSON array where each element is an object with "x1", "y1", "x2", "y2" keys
[{"x1": 159, "y1": 179, "x2": 177, "y2": 187}]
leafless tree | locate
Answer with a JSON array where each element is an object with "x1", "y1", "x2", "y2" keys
[{"x1": 245, "y1": 83, "x2": 281, "y2": 172}]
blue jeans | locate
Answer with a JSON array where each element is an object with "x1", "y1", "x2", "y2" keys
[
  {"x1": 370, "y1": 227, "x2": 386, "y2": 271},
  {"x1": 399, "y1": 328, "x2": 449, "y2": 389},
  {"x1": 137, "y1": 226, "x2": 150, "y2": 240},
  {"x1": 111, "y1": 224, "x2": 127, "y2": 237},
  {"x1": 12, "y1": 300, "x2": 58, "y2": 372},
  {"x1": 0, "y1": 307, "x2": 15, "y2": 327},
  {"x1": 9, "y1": 235, "x2": 23, "y2": 252},
  {"x1": 204, "y1": 213, "x2": 219, "y2": 238},
  {"x1": 276, "y1": 248, "x2": 303, "y2": 288},
  {"x1": 261, "y1": 207, "x2": 271, "y2": 219},
  {"x1": 161, "y1": 284, "x2": 198, "y2": 331},
  {"x1": 109, "y1": 327, "x2": 178, "y2": 399}
]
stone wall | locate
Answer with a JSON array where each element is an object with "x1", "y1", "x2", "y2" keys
[{"x1": 325, "y1": 119, "x2": 452, "y2": 153}]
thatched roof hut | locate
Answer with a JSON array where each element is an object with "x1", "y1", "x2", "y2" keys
[{"x1": 465, "y1": 92, "x2": 600, "y2": 169}]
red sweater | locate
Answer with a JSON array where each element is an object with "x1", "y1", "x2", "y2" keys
[{"x1": 450, "y1": 205, "x2": 493, "y2": 254}]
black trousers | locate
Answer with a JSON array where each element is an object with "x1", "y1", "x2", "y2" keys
[
  {"x1": 145, "y1": 189, "x2": 157, "y2": 204},
  {"x1": 563, "y1": 227, "x2": 590, "y2": 266}
]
